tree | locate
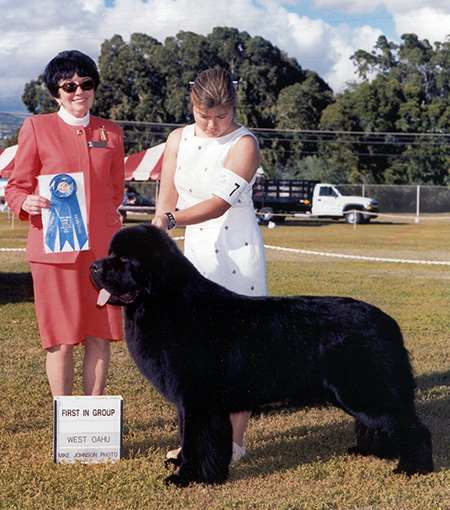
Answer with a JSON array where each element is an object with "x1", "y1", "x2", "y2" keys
[
  {"x1": 20, "y1": 27, "x2": 334, "y2": 173},
  {"x1": 351, "y1": 35, "x2": 398, "y2": 80},
  {"x1": 22, "y1": 77, "x2": 58, "y2": 115},
  {"x1": 320, "y1": 33, "x2": 450, "y2": 185},
  {"x1": 95, "y1": 33, "x2": 170, "y2": 152},
  {"x1": 289, "y1": 156, "x2": 347, "y2": 183}
]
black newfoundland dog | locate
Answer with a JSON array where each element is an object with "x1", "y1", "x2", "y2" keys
[{"x1": 90, "y1": 224, "x2": 433, "y2": 486}]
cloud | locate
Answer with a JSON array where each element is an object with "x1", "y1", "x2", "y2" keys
[
  {"x1": 311, "y1": 0, "x2": 448, "y2": 15},
  {"x1": 248, "y1": 7, "x2": 383, "y2": 91},
  {"x1": 2, "y1": 0, "x2": 450, "y2": 112},
  {"x1": 99, "y1": 0, "x2": 383, "y2": 91},
  {"x1": 0, "y1": 0, "x2": 106, "y2": 109},
  {"x1": 392, "y1": 7, "x2": 450, "y2": 43}
]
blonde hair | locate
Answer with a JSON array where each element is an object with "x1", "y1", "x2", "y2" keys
[{"x1": 191, "y1": 68, "x2": 236, "y2": 110}]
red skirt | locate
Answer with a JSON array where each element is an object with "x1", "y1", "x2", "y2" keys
[{"x1": 30, "y1": 251, "x2": 123, "y2": 350}]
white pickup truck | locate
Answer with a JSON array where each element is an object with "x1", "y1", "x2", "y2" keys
[
  {"x1": 253, "y1": 179, "x2": 379, "y2": 224},
  {"x1": 311, "y1": 184, "x2": 379, "y2": 224}
]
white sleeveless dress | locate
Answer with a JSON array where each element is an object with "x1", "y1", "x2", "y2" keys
[{"x1": 174, "y1": 124, "x2": 267, "y2": 297}]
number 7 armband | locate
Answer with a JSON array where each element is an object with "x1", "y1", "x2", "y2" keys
[{"x1": 211, "y1": 167, "x2": 250, "y2": 206}]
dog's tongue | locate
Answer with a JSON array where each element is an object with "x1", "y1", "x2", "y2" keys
[{"x1": 97, "y1": 288, "x2": 111, "y2": 307}]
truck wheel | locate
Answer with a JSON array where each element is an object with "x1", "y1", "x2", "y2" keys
[
  {"x1": 258, "y1": 207, "x2": 274, "y2": 224},
  {"x1": 344, "y1": 211, "x2": 363, "y2": 224}
]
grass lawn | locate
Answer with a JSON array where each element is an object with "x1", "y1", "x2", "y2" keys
[{"x1": 1, "y1": 213, "x2": 449, "y2": 510}]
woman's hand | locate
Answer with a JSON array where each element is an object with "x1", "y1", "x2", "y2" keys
[
  {"x1": 21, "y1": 195, "x2": 51, "y2": 216},
  {"x1": 152, "y1": 213, "x2": 170, "y2": 232}
]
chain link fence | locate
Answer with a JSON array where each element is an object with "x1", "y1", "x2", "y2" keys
[
  {"x1": 339, "y1": 184, "x2": 450, "y2": 215},
  {"x1": 128, "y1": 182, "x2": 450, "y2": 220},
  {"x1": 129, "y1": 182, "x2": 450, "y2": 217}
]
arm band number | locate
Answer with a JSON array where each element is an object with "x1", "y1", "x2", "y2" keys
[{"x1": 229, "y1": 183, "x2": 241, "y2": 197}]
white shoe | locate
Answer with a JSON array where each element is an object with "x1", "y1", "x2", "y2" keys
[
  {"x1": 231, "y1": 441, "x2": 246, "y2": 464},
  {"x1": 167, "y1": 443, "x2": 245, "y2": 465},
  {"x1": 166, "y1": 446, "x2": 181, "y2": 460}
]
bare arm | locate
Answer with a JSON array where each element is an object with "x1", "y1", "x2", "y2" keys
[
  {"x1": 152, "y1": 129, "x2": 182, "y2": 230},
  {"x1": 224, "y1": 134, "x2": 260, "y2": 184},
  {"x1": 152, "y1": 131, "x2": 260, "y2": 231}
]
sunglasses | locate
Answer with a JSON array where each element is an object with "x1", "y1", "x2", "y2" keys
[{"x1": 58, "y1": 79, "x2": 96, "y2": 93}]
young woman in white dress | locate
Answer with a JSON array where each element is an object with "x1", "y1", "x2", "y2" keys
[{"x1": 152, "y1": 68, "x2": 267, "y2": 464}]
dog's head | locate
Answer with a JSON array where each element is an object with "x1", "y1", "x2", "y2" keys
[{"x1": 90, "y1": 224, "x2": 184, "y2": 306}]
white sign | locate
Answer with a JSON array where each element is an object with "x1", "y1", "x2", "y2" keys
[{"x1": 54, "y1": 396, "x2": 123, "y2": 463}]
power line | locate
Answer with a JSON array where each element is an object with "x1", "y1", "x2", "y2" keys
[
  {"x1": 116, "y1": 119, "x2": 450, "y2": 139},
  {"x1": 118, "y1": 120, "x2": 450, "y2": 158},
  {"x1": 3, "y1": 113, "x2": 450, "y2": 159}
]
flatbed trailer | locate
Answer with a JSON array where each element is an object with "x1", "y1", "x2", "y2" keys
[{"x1": 252, "y1": 179, "x2": 318, "y2": 223}]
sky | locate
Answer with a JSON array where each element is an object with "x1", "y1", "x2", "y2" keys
[{"x1": 1, "y1": 0, "x2": 450, "y2": 114}]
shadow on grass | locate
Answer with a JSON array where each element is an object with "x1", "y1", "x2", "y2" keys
[
  {"x1": 259, "y1": 219, "x2": 410, "y2": 228},
  {"x1": 122, "y1": 406, "x2": 359, "y2": 478},
  {"x1": 124, "y1": 382, "x2": 450, "y2": 479},
  {"x1": 416, "y1": 370, "x2": 450, "y2": 471},
  {"x1": 246, "y1": 417, "x2": 355, "y2": 469},
  {"x1": 122, "y1": 217, "x2": 152, "y2": 225},
  {"x1": 260, "y1": 219, "x2": 332, "y2": 228},
  {"x1": 237, "y1": 401, "x2": 448, "y2": 480},
  {"x1": 122, "y1": 414, "x2": 179, "y2": 460},
  {"x1": 417, "y1": 370, "x2": 450, "y2": 391},
  {"x1": 120, "y1": 373, "x2": 449, "y2": 475},
  {"x1": 0, "y1": 271, "x2": 34, "y2": 304}
]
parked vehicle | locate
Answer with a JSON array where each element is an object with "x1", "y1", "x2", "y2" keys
[
  {"x1": 253, "y1": 179, "x2": 379, "y2": 224},
  {"x1": 119, "y1": 185, "x2": 155, "y2": 222},
  {"x1": 123, "y1": 186, "x2": 155, "y2": 207},
  {"x1": 253, "y1": 179, "x2": 315, "y2": 223}
]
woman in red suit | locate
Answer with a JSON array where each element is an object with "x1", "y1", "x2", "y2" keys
[{"x1": 5, "y1": 51, "x2": 124, "y2": 397}]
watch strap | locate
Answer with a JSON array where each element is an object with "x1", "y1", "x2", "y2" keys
[{"x1": 165, "y1": 212, "x2": 176, "y2": 230}]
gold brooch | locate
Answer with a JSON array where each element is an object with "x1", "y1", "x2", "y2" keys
[{"x1": 99, "y1": 126, "x2": 107, "y2": 142}]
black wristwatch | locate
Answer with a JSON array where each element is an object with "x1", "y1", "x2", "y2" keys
[{"x1": 165, "y1": 212, "x2": 176, "y2": 230}]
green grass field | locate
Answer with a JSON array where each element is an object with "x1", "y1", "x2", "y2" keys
[{"x1": 1, "y1": 213, "x2": 449, "y2": 510}]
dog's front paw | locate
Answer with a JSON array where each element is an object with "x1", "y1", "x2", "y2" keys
[
  {"x1": 165, "y1": 456, "x2": 182, "y2": 470},
  {"x1": 348, "y1": 445, "x2": 366, "y2": 456},
  {"x1": 164, "y1": 473, "x2": 192, "y2": 488},
  {"x1": 394, "y1": 458, "x2": 434, "y2": 477}
]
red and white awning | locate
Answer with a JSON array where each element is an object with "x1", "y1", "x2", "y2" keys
[
  {"x1": 0, "y1": 143, "x2": 165, "y2": 181},
  {"x1": 0, "y1": 145, "x2": 18, "y2": 179},
  {"x1": 124, "y1": 143, "x2": 165, "y2": 181}
]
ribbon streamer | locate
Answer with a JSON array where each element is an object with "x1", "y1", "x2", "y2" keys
[{"x1": 45, "y1": 174, "x2": 88, "y2": 252}]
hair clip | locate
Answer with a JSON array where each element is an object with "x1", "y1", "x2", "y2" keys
[{"x1": 189, "y1": 80, "x2": 239, "y2": 88}]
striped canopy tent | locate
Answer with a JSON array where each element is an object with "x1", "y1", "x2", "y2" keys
[
  {"x1": 124, "y1": 143, "x2": 165, "y2": 181},
  {"x1": 0, "y1": 145, "x2": 18, "y2": 179}
]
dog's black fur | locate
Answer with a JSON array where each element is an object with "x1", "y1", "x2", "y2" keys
[{"x1": 91, "y1": 224, "x2": 433, "y2": 486}]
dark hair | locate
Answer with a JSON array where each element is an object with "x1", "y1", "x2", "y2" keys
[
  {"x1": 43, "y1": 50, "x2": 100, "y2": 97},
  {"x1": 190, "y1": 68, "x2": 236, "y2": 110}
]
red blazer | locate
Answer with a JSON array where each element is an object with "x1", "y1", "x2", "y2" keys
[{"x1": 5, "y1": 113, "x2": 124, "y2": 263}]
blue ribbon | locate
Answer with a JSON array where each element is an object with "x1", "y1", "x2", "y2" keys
[{"x1": 45, "y1": 174, "x2": 88, "y2": 252}]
